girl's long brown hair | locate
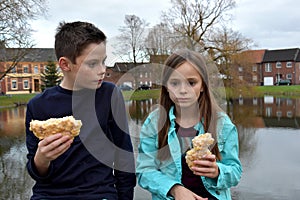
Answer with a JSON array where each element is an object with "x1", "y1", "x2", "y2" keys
[{"x1": 157, "y1": 49, "x2": 222, "y2": 161}]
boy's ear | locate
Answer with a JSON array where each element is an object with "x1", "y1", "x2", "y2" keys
[{"x1": 58, "y1": 57, "x2": 72, "y2": 71}]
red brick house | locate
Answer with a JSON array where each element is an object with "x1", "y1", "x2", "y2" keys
[
  {"x1": 0, "y1": 48, "x2": 57, "y2": 94},
  {"x1": 104, "y1": 55, "x2": 168, "y2": 89},
  {"x1": 234, "y1": 49, "x2": 266, "y2": 86},
  {"x1": 261, "y1": 48, "x2": 299, "y2": 85}
]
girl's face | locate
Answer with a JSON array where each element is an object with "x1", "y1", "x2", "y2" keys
[{"x1": 166, "y1": 61, "x2": 203, "y2": 109}]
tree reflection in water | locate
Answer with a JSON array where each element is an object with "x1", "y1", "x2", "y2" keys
[{"x1": 0, "y1": 136, "x2": 34, "y2": 199}]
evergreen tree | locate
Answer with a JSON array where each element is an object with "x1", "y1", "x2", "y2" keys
[{"x1": 41, "y1": 61, "x2": 61, "y2": 91}]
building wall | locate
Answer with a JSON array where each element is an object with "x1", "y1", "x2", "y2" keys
[
  {"x1": 1, "y1": 61, "x2": 58, "y2": 94},
  {"x1": 262, "y1": 61, "x2": 296, "y2": 85}
]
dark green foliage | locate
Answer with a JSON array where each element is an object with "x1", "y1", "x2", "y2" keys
[{"x1": 40, "y1": 61, "x2": 61, "y2": 91}]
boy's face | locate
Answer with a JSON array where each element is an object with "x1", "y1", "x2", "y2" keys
[{"x1": 70, "y1": 42, "x2": 107, "y2": 90}]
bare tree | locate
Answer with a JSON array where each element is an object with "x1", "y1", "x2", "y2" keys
[
  {"x1": 117, "y1": 14, "x2": 149, "y2": 63},
  {"x1": 207, "y1": 26, "x2": 253, "y2": 88},
  {"x1": 144, "y1": 23, "x2": 173, "y2": 56},
  {"x1": 161, "y1": 0, "x2": 235, "y2": 51},
  {"x1": 0, "y1": 0, "x2": 48, "y2": 80}
]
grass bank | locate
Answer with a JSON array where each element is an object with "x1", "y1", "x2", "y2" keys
[
  {"x1": 228, "y1": 85, "x2": 300, "y2": 98},
  {"x1": 0, "y1": 93, "x2": 36, "y2": 108},
  {"x1": 122, "y1": 89, "x2": 160, "y2": 101},
  {"x1": 1, "y1": 85, "x2": 299, "y2": 107}
]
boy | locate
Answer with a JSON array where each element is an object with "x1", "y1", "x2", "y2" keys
[{"x1": 25, "y1": 21, "x2": 136, "y2": 200}]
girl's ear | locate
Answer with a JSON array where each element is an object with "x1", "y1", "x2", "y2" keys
[{"x1": 58, "y1": 57, "x2": 72, "y2": 72}]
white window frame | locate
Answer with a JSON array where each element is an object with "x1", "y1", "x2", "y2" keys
[
  {"x1": 287, "y1": 111, "x2": 293, "y2": 118},
  {"x1": 286, "y1": 62, "x2": 292, "y2": 68},
  {"x1": 23, "y1": 80, "x2": 29, "y2": 89},
  {"x1": 11, "y1": 80, "x2": 17, "y2": 90},
  {"x1": 23, "y1": 65, "x2": 29, "y2": 73},
  {"x1": 252, "y1": 75, "x2": 257, "y2": 82},
  {"x1": 265, "y1": 63, "x2": 272, "y2": 72},
  {"x1": 11, "y1": 66, "x2": 16, "y2": 73},
  {"x1": 276, "y1": 62, "x2": 282, "y2": 68},
  {"x1": 34, "y1": 66, "x2": 39, "y2": 74}
]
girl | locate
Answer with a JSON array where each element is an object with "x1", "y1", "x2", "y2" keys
[{"x1": 136, "y1": 49, "x2": 242, "y2": 200}]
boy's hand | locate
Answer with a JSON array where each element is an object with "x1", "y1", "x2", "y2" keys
[
  {"x1": 34, "y1": 133, "x2": 74, "y2": 176},
  {"x1": 191, "y1": 154, "x2": 219, "y2": 179}
]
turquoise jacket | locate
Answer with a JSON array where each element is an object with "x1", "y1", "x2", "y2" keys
[{"x1": 136, "y1": 107, "x2": 242, "y2": 200}]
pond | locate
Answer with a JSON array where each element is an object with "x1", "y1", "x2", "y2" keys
[{"x1": 0, "y1": 96, "x2": 300, "y2": 200}]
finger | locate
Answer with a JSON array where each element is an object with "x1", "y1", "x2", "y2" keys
[
  {"x1": 193, "y1": 160, "x2": 213, "y2": 168},
  {"x1": 46, "y1": 137, "x2": 73, "y2": 159},
  {"x1": 40, "y1": 133, "x2": 63, "y2": 146},
  {"x1": 201, "y1": 154, "x2": 216, "y2": 162},
  {"x1": 44, "y1": 135, "x2": 72, "y2": 152}
]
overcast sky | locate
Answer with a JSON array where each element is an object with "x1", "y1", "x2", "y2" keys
[{"x1": 30, "y1": 0, "x2": 300, "y2": 50}]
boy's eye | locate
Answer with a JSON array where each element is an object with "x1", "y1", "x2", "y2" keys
[
  {"x1": 87, "y1": 62, "x2": 98, "y2": 68},
  {"x1": 86, "y1": 61, "x2": 99, "y2": 68}
]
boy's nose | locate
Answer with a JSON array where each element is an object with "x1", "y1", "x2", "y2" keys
[{"x1": 97, "y1": 64, "x2": 106, "y2": 75}]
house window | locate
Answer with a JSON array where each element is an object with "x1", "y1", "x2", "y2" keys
[
  {"x1": 287, "y1": 111, "x2": 293, "y2": 118},
  {"x1": 239, "y1": 76, "x2": 243, "y2": 80},
  {"x1": 11, "y1": 66, "x2": 16, "y2": 73},
  {"x1": 286, "y1": 62, "x2": 292, "y2": 68},
  {"x1": 23, "y1": 80, "x2": 29, "y2": 89},
  {"x1": 276, "y1": 111, "x2": 282, "y2": 117},
  {"x1": 266, "y1": 107, "x2": 272, "y2": 117},
  {"x1": 265, "y1": 63, "x2": 272, "y2": 72},
  {"x1": 252, "y1": 65, "x2": 257, "y2": 72},
  {"x1": 253, "y1": 75, "x2": 257, "y2": 82},
  {"x1": 23, "y1": 66, "x2": 29, "y2": 73},
  {"x1": 286, "y1": 74, "x2": 292, "y2": 79},
  {"x1": 11, "y1": 80, "x2": 17, "y2": 90},
  {"x1": 276, "y1": 62, "x2": 282, "y2": 68},
  {"x1": 238, "y1": 67, "x2": 243, "y2": 72},
  {"x1": 34, "y1": 66, "x2": 39, "y2": 74},
  {"x1": 286, "y1": 99, "x2": 293, "y2": 105}
]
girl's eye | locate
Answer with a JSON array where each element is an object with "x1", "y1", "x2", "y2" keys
[
  {"x1": 169, "y1": 81, "x2": 179, "y2": 87},
  {"x1": 189, "y1": 81, "x2": 196, "y2": 86}
]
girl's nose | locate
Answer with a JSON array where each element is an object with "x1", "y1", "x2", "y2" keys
[{"x1": 179, "y1": 83, "x2": 188, "y2": 94}]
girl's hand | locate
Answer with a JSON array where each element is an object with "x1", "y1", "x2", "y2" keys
[
  {"x1": 169, "y1": 184, "x2": 208, "y2": 200},
  {"x1": 34, "y1": 133, "x2": 74, "y2": 176},
  {"x1": 191, "y1": 154, "x2": 219, "y2": 179}
]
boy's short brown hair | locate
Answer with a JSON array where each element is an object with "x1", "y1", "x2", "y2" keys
[{"x1": 54, "y1": 21, "x2": 106, "y2": 64}]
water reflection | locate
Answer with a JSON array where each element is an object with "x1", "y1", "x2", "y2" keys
[
  {"x1": 228, "y1": 96, "x2": 300, "y2": 128},
  {"x1": 0, "y1": 96, "x2": 300, "y2": 199},
  {"x1": 0, "y1": 107, "x2": 34, "y2": 199}
]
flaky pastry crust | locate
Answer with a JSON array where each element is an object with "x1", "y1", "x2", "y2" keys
[{"x1": 29, "y1": 116, "x2": 82, "y2": 140}]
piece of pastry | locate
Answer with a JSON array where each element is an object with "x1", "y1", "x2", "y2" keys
[
  {"x1": 29, "y1": 116, "x2": 82, "y2": 139},
  {"x1": 185, "y1": 133, "x2": 215, "y2": 168}
]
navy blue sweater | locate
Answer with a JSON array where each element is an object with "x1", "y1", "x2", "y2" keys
[{"x1": 25, "y1": 82, "x2": 136, "y2": 200}]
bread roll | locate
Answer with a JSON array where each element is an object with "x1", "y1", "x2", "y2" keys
[
  {"x1": 29, "y1": 116, "x2": 82, "y2": 139},
  {"x1": 185, "y1": 133, "x2": 214, "y2": 168}
]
